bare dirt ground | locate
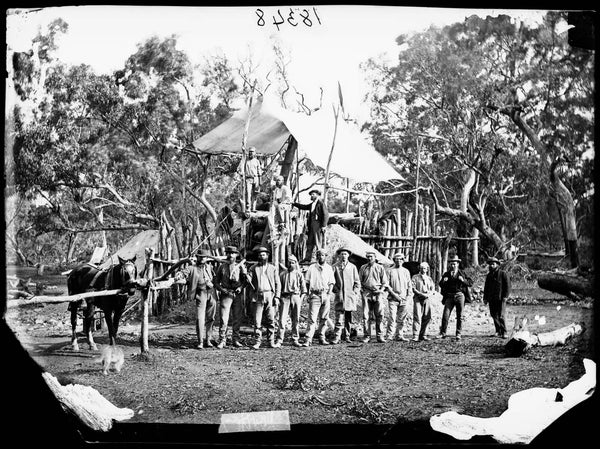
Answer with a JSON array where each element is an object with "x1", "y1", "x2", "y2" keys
[{"x1": 5, "y1": 265, "x2": 595, "y2": 430}]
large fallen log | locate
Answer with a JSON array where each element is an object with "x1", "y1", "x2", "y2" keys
[
  {"x1": 6, "y1": 289, "x2": 123, "y2": 308},
  {"x1": 42, "y1": 372, "x2": 134, "y2": 431},
  {"x1": 505, "y1": 315, "x2": 585, "y2": 357},
  {"x1": 537, "y1": 271, "x2": 593, "y2": 300}
]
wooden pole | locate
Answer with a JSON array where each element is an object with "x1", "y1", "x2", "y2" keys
[
  {"x1": 7, "y1": 289, "x2": 123, "y2": 308},
  {"x1": 410, "y1": 138, "x2": 421, "y2": 261},
  {"x1": 140, "y1": 247, "x2": 155, "y2": 354},
  {"x1": 323, "y1": 104, "x2": 340, "y2": 202},
  {"x1": 345, "y1": 178, "x2": 350, "y2": 213}
]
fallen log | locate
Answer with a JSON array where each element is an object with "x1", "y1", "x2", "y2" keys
[
  {"x1": 6, "y1": 289, "x2": 123, "y2": 308},
  {"x1": 537, "y1": 272, "x2": 593, "y2": 300},
  {"x1": 505, "y1": 315, "x2": 584, "y2": 357},
  {"x1": 42, "y1": 372, "x2": 134, "y2": 432}
]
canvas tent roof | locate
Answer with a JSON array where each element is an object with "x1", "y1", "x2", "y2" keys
[
  {"x1": 192, "y1": 97, "x2": 403, "y2": 184},
  {"x1": 326, "y1": 224, "x2": 392, "y2": 265},
  {"x1": 100, "y1": 230, "x2": 159, "y2": 274}
]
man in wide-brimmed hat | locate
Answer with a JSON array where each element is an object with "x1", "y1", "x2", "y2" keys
[
  {"x1": 483, "y1": 256, "x2": 511, "y2": 338},
  {"x1": 275, "y1": 254, "x2": 306, "y2": 347},
  {"x1": 176, "y1": 249, "x2": 217, "y2": 349},
  {"x1": 359, "y1": 250, "x2": 389, "y2": 343},
  {"x1": 302, "y1": 248, "x2": 335, "y2": 346},
  {"x1": 385, "y1": 252, "x2": 413, "y2": 342},
  {"x1": 292, "y1": 189, "x2": 329, "y2": 264},
  {"x1": 438, "y1": 255, "x2": 472, "y2": 340},
  {"x1": 331, "y1": 248, "x2": 360, "y2": 344},
  {"x1": 214, "y1": 245, "x2": 249, "y2": 348},
  {"x1": 248, "y1": 246, "x2": 281, "y2": 349}
]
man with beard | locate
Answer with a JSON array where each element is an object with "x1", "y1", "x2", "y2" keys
[{"x1": 483, "y1": 256, "x2": 511, "y2": 339}]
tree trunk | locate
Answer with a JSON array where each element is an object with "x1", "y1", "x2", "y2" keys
[
  {"x1": 280, "y1": 136, "x2": 297, "y2": 182},
  {"x1": 537, "y1": 272, "x2": 593, "y2": 299},
  {"x1": 551, "y1": 160, "x2": 579, "y2": 268},
  {"x1": 66, "y1": 232, "x2": 79, "y2": 263},
  {"x1": 510, "y1": 111, "x2": 579, "y2": 267}
]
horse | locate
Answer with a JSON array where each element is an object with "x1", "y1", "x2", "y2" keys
[{"x1": 67, "y1": 256, "x2": 138, "y2": 351}]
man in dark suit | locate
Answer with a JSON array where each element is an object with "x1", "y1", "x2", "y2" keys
[
  {"x1": 483, "y1": 256, "x2": 511, "y2": 338},
  {"x1": 292, "y1": 189, "x2": 329, "y2": 264}
]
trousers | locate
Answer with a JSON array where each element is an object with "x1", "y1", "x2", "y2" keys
[
  {"x1": 195, "y1": 290, "x2": 216, "y2": 344},
  {"x1": 488, "y1": 299, "x2": 507, "y2": 336},
  {"x1": 362, "y1": 291, "x2": 385, "y2": 339},
  {"x1": 412, "y1": 297, "x2": 432, "y2": 339},
  {"x1": 277, "y1": 294, "x2": 302, "y2": 342},
  {"x1": 253, "y1": 292, "x2": 275, "y2": 342},
  {"x1": 387, "y1": 299, "x2": 410, "y2": 339},
  {"x1": 304, "y1": 293, "x2": 331, "y2": 342},
  {"x1": 440, "y1": 292, "x2": 465, "y2": 336},
  {"x1": 218, "y1": 292, "x2": 244, "y2": 342}
]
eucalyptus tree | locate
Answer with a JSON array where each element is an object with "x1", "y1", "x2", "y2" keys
[{"x1": 363, "y1": 12, "x2": 593, "y2": 264}]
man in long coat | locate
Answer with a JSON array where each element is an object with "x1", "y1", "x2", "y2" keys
[
  {"x1": 331, "y1": 248, "x2": 361, "y2": 344},
  {"x1": 292, "y1": 189, "x2": 329, "y2": 264},
  {"x1": 483, "y1": 256, "x2": 511, "y2": 338}
]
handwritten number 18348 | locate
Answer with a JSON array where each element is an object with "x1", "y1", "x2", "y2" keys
[{"x1": 256, "y1": 7, "x2": 322, "y2": 30}]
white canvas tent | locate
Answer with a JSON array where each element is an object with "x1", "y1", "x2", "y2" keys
[{"x1": 192, "y1": 96, "x2": 403, "y2": 184}]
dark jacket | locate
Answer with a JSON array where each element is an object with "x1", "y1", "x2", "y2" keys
[
  {"x1": 439, "y1": 269, "x2": 472, "y2": 297},
  {"x1": 483, "y1": 268, "x2": 511, "y2": 303},
  {"x1": 293, "y1": 199, "x2": 329, "y2": 232}
]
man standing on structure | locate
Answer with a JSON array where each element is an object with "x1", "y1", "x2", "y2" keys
[
  {"x1": 331, "y1": 248, "x2": 360, "y2": 344},
  {"x1": 214, "y1": 246, "x2": 249, "y2": 349},
  {"x1": 237, "y1": 146, "x2": 262, "y2": 212},
  {"x1": 483, "y1": 256, "x2": 511, "y2": 339},
  {"x1": 385, "y1": 252, "x2": 413, "y2": 342},
  {"x1": 359, "y1": 251, "x2": 389, "y2": 343},
  {"x1": 249, "y1": 246, "x2": 281, "y2": 349},
  {"x1": 302, "y1": 249, "x2": 335, "y2": 346},
  {"x1": 292, "y1": 189, "x2": 329, "y2": 264}
]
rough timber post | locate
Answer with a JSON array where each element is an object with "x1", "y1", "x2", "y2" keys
[{"x1": 140, "y1": 247, "x2": 155, "y2": 354}]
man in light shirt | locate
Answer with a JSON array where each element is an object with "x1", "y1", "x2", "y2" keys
[
  {"x1": 276, "y1": 255, "x2": 306, "y2": 347},
  {"x1": 359, "y1": 251, "x2": 389, "y2": 343},
  {"x1": 385, "y1": 252, "x2": 413, "y2": 342},
  {"x1": 271, "y1": 175, "x2": 292, "y2": 227},
  {"x1": 237, "y1": 146, "x2": 262, "y2": 212},
  {"x1": 411, "y1": 261, "x2": 435, "y2": 342},
  {"x1": 302, "y1": 249, "x2": 335, "y2": 346}
]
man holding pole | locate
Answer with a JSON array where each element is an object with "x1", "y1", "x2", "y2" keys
[
  {"x1": 292, "y1": 189, "x2": 329, "y2": 264},
  {"x1": 214, "y1": 246, "x2": 249, "y2": 349}
]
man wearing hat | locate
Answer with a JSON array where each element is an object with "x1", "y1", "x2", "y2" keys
[
  {"x1": 237, "y1": 146, "x2": 262, "y2": 212},
  {"x1": 176, "y1": 250, "x2": 217, "y2": 349},
  {"x1": 331, "y1": 248, "x2": 361, "y2": 344},
  {"x1": 292, "y1": 189, "x2": 329, "y2": 264},
  {"x1": 276, "y1": 254, "x2": 306, "y2": 347},
  {"x1": 214, "y1": 245, "x2": 250, "y2": 348},
  {"x1": 438, "y1": 255, "x2": 472, "y2": 340},
  {"x1": 248, "y1": 246, "x2": 281, "y2": 349},
  {"x1": 411, "y1": 261, "x2": 435, "y2": 341},
  {"x1": 385, "y1": 252, "x2": 413, "y2": 342},
  {"x1": 302, "y1": 248, "x2": 335, "y2": 346},
  {"x1": 483, "y1": 257, "x2": 511, "y2": 338},
  {"x1": 359, "y1": 251, "x2": 389, "y2": 343}
]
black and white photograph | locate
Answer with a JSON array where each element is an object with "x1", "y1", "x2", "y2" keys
[{"x1": 4, "y1": 5, "x2": 597, "y2": 447}]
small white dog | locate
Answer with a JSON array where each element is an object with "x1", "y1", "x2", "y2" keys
[{"x1": 95, "y1": 345, "x2": 125, "y2": 375}]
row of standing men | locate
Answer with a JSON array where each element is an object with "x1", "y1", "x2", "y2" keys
[{"x1": 176, "y1": 245, "x2": 510, "y2": 350}]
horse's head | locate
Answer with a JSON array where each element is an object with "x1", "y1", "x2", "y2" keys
[{"x1": 117, "y1": 255, "x2": 138, "y2": 295}]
